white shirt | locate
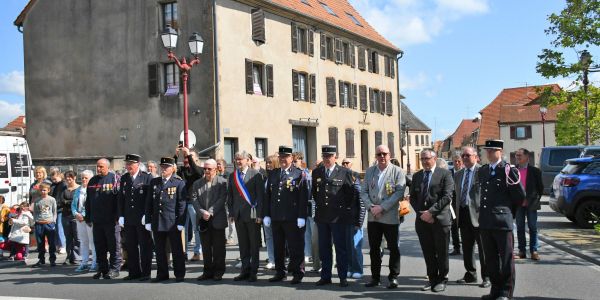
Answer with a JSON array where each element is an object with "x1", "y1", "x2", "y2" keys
[
  {"x1": 325, "y1": 164, "x2": 336, "y2": 176},
  {"x1": 376, "y1": 164, "x2": 389, "y2": 190},
  {"x1": 490, "y1": 159, "x2": 502, "y2": 170},
  {"x1": 131, "y1": 170, "x2": 140, "y2": 181}
]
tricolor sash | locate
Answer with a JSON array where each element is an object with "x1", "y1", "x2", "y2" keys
[{"x1": 234, "y1": 170, "x2": 256, "y2": 219}]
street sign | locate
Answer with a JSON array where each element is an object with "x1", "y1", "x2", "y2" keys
[{"x1": 180, "y1": 130, "x2": 197, "y2": 148}]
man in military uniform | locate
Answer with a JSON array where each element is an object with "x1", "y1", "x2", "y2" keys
[
  {"x1": 479, "y1": 140, "x2": 525, "y2": 300},
  {"x1": 144, "y1": 157, "x2": 188, "y2": 283},
  {"x1": 117, "y1": 154, "x2": 153, "y2": 281},
  {"x1": 311, "y1": 145, "x2": 360, "y2": 287},
  {"x1": 263, "y1": 146, "x2": 309, "y2": 284}
]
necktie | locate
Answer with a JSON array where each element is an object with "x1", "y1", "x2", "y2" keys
[
  {"x1": 461, "y1": 169, "x2": 471, "y2": 207},
  {"x1": 239, "y1": 170, "x2": 245, "y2": 181},
  {"x1": 421, "y1": 171, "x2": 431, "y2": 203},
  {"x1": 326, "y1": 169, "x2": 331, "y2": 178}
]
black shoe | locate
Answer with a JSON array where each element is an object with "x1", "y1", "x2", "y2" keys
[
  {"x1": 481, "y1": 295, "x2": 495, "y2": 300},
  {"x1": 387, "y1": 279, "x2": 398, "y2": 289},
  {"x1": 139, "y1": 276, "x2": 151, "y2": 282},
  {"x1": 175, "y1": 277, "x2": 184, "y2": 282},
  {"x1": 450, "y1": 249, "x2": 461, "y2": 256},
  {"x1": 496, "y1": 297, "x2": 510, "y2": 300},
  {"x1": 197, "y1": 274, "x2": 213, "y2": 281},
  {"x1": 151, "y1": 277, "x2": 169, "y2": 283},
  {"x1": 248, "y1": 274, "x2": 257, "y2": 282},
  {"x1": 123, "y1": 275, "x2": 140, "y2": 281},
  {"x1": 421, "y1": 283, "x2": 432, "y2": 291},
  {"x1": 269, "y1": 274, "x2": 286, "y2": 282},
  {"x1": 315, "y1": 278, "x2": 332, "y2": 286},
  {"x1": 31, "y1": 261, "x2": 45, "y2": 268},
  {"x1": 92, "y1": 272, "x2": 104, "y2": 279},
  {"x1": 339, "y1": 278, "x2": 348, "y2": 287},
  {"x1": 290, "y1": 275, "x2": 303, "y2": 284},
  {"x1": 365, "y1": 280, "x2": 380, "y2": 288},
  {"x1": 103, "y1": 273, "x2": 112, "y2": 280},
  {"x1": 213, "y1": 275, "x2": 223, "y2": 281},
  {"x1": 234, "y1": 273, "x2": 250, "y2": 281},
  {"x1": 457, "y1": 277, "x2": 477, "y2": 284},
  {"x1": 433, "y1": 282, "x2": 447, "y2": 292},
  {"x1": 480, "y1": 279, "x2": 491, "y2": 288}
]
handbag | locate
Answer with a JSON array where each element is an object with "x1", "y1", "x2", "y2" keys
[{"x1": 398, "y1": 200, "x2": 411, "y2": 217}]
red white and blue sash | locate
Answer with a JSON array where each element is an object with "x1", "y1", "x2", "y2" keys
[{"x1": 234, "y1": 170, "x2": 256, "y2": 219}]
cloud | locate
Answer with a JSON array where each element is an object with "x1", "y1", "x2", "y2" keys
[
  {"x1": 350, "y1": 0, "x2": 489, "y2": 47},
  {"x1": 398, "y1": 71, "x2": 428, "y2": 91},
  {"x1": 0, "y1": 71, "x2": 25, "y2": 96},
  {"x1": 0, "y1": 100, "x2": 24, "y2": 127}
]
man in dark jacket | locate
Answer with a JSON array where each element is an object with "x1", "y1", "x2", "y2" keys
[{"x1": 175, "y1": 146, "x2": 203, "y2": 261}]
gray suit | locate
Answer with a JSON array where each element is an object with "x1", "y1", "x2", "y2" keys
[
  {"x1": 191, "y1": 176, "x2": 228, "y2": 230},
  {"x1": 454, "y1": 165, "x2": 481, "y2": 228}
]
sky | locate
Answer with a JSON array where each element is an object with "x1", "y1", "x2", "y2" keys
[{"x1": 0, "y1": 0, "x2": 595, "y2": 140}]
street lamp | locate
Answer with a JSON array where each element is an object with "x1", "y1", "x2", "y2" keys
[
  {"x1": 402, "y1": 122, "x2": 411, "y2": 174},
  {"x1": 540, "y1": 106, "x2": 547, "y2": 147},
  {"x1": 579, "y1": 49, "x2": 599, "y2": 146},
  {"x1": 161, "y1": 26, "x2": 204, "y2": 148}
]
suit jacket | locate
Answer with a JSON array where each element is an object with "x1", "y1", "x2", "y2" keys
[
  {"x1": 311, "y1": 164, "x2": 360, "y2": 226},
  {"x1": 85, "y1": 173, "x2": 119, "y2": 224},
  {"x1": 227, "y1": 168, "x2": 265, "y2": 222},
  {"x1": 264, "y1": 166, "x2": 309, "y2": 221},
  {"x1": 523, "y1": 165, "x2": 544, "y2": 211},
  {"x1": 409, "y1": 167, "x2": 454, "y2": 227},
  {"x1": 453, "y1": 165, "x2": 481, "y2": 227},
  {"x1": 117, "y1": 171, "x2": 152, "y2": 226},
  {"x1": 478, "y1": 161, "x2": 526, "y2": 231},
  {"x1": 360, "y1": 164, "x2": 406, "y2": 225},
  {"x1": 191, "y1": 176, "x2": 228, "y2": 229},
  {"x1": 145, "y1": 175, "x2": 187, "y2": 232}
]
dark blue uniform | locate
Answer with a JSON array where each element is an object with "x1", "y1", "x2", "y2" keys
[
  {"x1": 264, "y1": 166, "x2": 309, "y2": 279},
  {"x1": 118, "y1": 171, "x2": 153, "y2": 279},
  {"x1": 145, "y1": 175, "x2": 187, "y2": 280},
  {"x1": 478, "y1": 161, "x2": 525, "y2": 299}
]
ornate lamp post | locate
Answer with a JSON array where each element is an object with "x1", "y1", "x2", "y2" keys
[{"x1": 540, "y1": 106, "x2": 547, "y2": 147}]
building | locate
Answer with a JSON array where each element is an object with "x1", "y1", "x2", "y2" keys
[
  {"x1": 400, "y1": 102, "x2": 431, "y2": 173},
  {"x1": 15, "y1": 0, "x2": 402, "y2": 171},
  {"x1": 2, "y1": 116, "x2": 26, "y2": 137},
  {"x1": 440, "y1": 118, "x2": 480, "y2": 159}
]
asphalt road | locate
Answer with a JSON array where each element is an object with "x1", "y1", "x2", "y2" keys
[{"x1": 1, "y1": 203, "x2": 599, "y2": 300}]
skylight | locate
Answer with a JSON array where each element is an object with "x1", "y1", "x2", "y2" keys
[
  {"x1": 346, "y1": 13, "x2": 362, "y2": 26},
  {"x1": 319, "y1": 2, "x2": 337, "y2": 16}
]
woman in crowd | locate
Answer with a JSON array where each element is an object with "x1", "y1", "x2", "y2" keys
[
  {"x1": 50, "y1": 169, "x2": 67, "y2": 254},
  {"x1": 263, "y1": 154, "x2": 279, "y2": 270},
  {"x1": 72, "y1": 170, "x2": 97, "y2": 272},
  {"x1": 60, "y1": 170, "x2": 81, "y2": 265}
]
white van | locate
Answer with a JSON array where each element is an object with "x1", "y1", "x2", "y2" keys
[{"x1": 0, "y1": 133, "x2": 33, "y2": 206}]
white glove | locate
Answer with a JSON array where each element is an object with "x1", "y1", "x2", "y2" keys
[
  {"x1": 177, "y1": 225, "x2": 184, "y2": 231},
  {"x1": 145, "y1": 224, "x2": 152, "y2": 232},
  {"x1": 263, "y1": 216, "x2": 271, "y2": 227},
  {"x1": 141, "y1": 215, "x2": 146, "y2": 225},
  {"x1": 297, "y1": 218, "x2": 306, "y2": 228},
  {"x1": 118, "y1": 217, "x2": 124, "y2": 227}
]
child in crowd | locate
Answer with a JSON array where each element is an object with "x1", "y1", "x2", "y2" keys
[
  {"x1": 0, "y1": 196, "x2": 10, "y2": 256},
  {"x1": 0, "y1": 202, "x2": 34, "y2": 261},
  {"x1": 32, "y1": 183, "x2": 58, "y2": 267}
]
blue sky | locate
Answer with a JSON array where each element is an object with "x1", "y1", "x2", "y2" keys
[{"x1": 0, "y1": 0, "x2": 589, "y2": 140}]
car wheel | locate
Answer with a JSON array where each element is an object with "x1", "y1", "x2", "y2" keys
[
  {"x1": 575, "y1": 200, "x2": 600, "y2": 229},
  {"x1": 566, "y1": 215, "x2": 576, "y2": 223}
]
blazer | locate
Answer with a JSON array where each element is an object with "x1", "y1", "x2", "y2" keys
[
  {"x1": 409, "y1": 167, "x2": 455, "y2": 227},
  {"x1": 454, "y1": 165, "x2": 481, "y2": 227},
  {"x1": 85, "y1": 173, "x2": 119, "y2": 224},
  {"x1": 312, "y1": 164, "x2": 360, "y2": 226},
  {"x1": 523, "y1": 165, "x2": 544, "y2": 211},
  {"x1": 227, "y1": 168, "x2": 265, "y2": 222},
  {"x1": 192, "y1": 176, "x2": 228, "y2": 229},
  {"x1": 263, "y1": 166, "x2": 309, "y2": 222},
  {"x1": 145, "y1": 175, "x2": 187, "y2": 232},
  {"x1": 360, "y1": 164, "x2": 406, "y2": 225},
  {"x1": 117, "y1": 171, "x2": 152, "y2": 226}
]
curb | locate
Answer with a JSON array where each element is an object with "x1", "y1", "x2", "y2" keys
[
  {"x1": 538, "y1": 233, "x2": 600, "y2": 267},
  {"x1": 0, "y1": 260, "x2": 26, "y2": 269}
]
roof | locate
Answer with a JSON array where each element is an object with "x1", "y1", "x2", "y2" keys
[
  {"x1": 448, "y1": 119, "x2": 480, "y2": 149},
  {"x1": 499, "y1": 104, "x2": 564, "y2": 124},
  {"x1": 14, "y1": 0, "x2": 400, "y2": 53},
  {"x1": 3, "y1": 116, "x2": 26, "y2": 130},
  {"x1": 477, "y1": 84, "x2": 561, "y2": 146},
  {"x1": 401, "y1": 102, "x2": 431, "y2": 131}
]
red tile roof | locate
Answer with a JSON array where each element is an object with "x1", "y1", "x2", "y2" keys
[
  {"x1": 3, "y1": 115, "x2": 26, "y2": 130},
  {"x1": 448, "y1": 119, "x2": 480, "y2": 149},
  {"x1": 476, "y1": 84, "x2": 561, "y2": 146},
  {"x1": 13, "y1": 0, "x2": 36, "y2": 27},
  {"x1": 499, "y1": 104, "x2": 564, "y2": 124}
]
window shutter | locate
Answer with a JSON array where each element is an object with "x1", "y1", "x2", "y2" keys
[
  {"x1": 375, "y1": 131, "x2": 382, "y2": 147},
  {"x1": 384, "y1": 56, "x2": 389, "y2": 77},
  {"x1": 350, "y1": 44, "x2": 356, "y2": 68},
  {"x1": 373, "y1": 52, "x2": 379, "y2": 73},
  {"x1": 309, "y1": 74, "x2": 316, "y2": 103},
  {"x1": 148, "y1": 63, "x2": 159, "y2": 97},
  {"x1": 388, "y1": 132, "x2": 395, "y2": 157},
  {"x1": 291, "y1": 22, "x2": 298, "y2": 53},
  {"x1": 386, "y1": 91, "x2": 393, "y2": 115},
  {"x1": 308, "y1": 29, "x2": 314, "y2": 57},
  {"x1": 338, "y1": 80, "x2": 344, "y2": 107},
  {"x1": 335, "y1": 38, "x2": 342, "y2": 63},
  {"x1": 329, "y1": 127, "x2": 339, "y2": 149},
  {"x1": 358, "y1": 47, "x2": 366, "y2": 70},
  {"x1": 367, "y1": 49, "x2": 373, "y2": 72},
  {"x1": 320, "y1": 33, "x2": 326, "y2": 59},
  {"x1": 266, "y1": 64, "x2": 274, "y2": 97},
  {"x1": 359, "y1": 85, "x2": 367, "y2": 111},
  {"x1": 526, "y1": 126, "x2": 532, "y2": 139},
  {"x1": 327, "y1": 38, "x2": 334, "y2": 61},
  {"x1": 326, "y1": 77, "x2": 336, "y2": 106},
  {"x1": 292, "y1": 70, "x2": 299, "y2": 101},
  {"x1": 369, "y1": 88, "x2": 375, "y2": 112},
  {"x1": 251, "y1": 8, "x2": 265, "y2": 43},
  {"x1": 346, "y1": 129, "x2": 355, "y2": 158},
  {"x1": 351, "y1": 83, "x2": 358, "y2": 109},
  {"x1": 510, "y1": 126, "x2": 516, "y2": 139},
  {"x1": 379, "y1": 90, "x2": 385, "y2": 114},
  {"x1": 245, "y1": 59, "x2": 253, "y2": 94},
  {"x1": 391, "y1": 57, "x2": 395, "y2": 79}
]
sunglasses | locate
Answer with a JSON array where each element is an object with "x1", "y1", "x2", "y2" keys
[
  {"x1": 461, "y1": 154, "x2": 473, "y2": 158},
  {"x1": 376, "y1": 152, "x2": 389, "y2": 157},
  {"x1": 342, "y1": 162, "x2": 350, "y2": 165},
  {"x1": 420, "y1": 157, "x2": 433, "y2": 160}
]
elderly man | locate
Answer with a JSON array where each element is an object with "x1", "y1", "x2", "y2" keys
[
  {"x1": 263, "y1": 146, "x2": 309, "y2": 284},
  {"x1": 479, "y1": 140, "x2": 525, "y2": 300},
  {"x1": 361, "y1": 145, "x2": 406, "y2": 289},
  {"x1": 409, "y1": 149, "x2": 454, "y2": 293},
  {"x1": 86, "y1": 158, "x2": 120, "y2": 279},
  {"x1": 454, "y1": 147, "x2": 490, "y2": 288},
  {"x1": 146, "y1": 161, "x2": 159, "y2": 178},
  {"x1": 450, "y1": 154, "x2": 464, "y2": 256},
  {"x1": 117, "y1": 154, "x2": 153, "y2": 281},
  {"x1": 145, "y1": 157, "x2": 187, "y2": 283},
  {"x1": 192, "y1": 159, "x2": 228, "y2": 281},
  {"x1": 227, "y1": 151, "x2": 264, "y2": 282}
]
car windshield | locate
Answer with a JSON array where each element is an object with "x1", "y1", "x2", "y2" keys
[
  {"x1": 581, "y1": 149, "x2": 600, "y2": 157},
  {"x1": 561, "y1": 162, "x2": 586, "y2": 175}
]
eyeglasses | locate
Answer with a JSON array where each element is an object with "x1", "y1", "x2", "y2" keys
[
  {"x1": 461, "y1": 154, "x2": 473, "y2": 158},
  {"x1": 203, "y1": 168, "x2": 215, "y2": 171},
  {"x1": 376, "y1": 152, "x2": 389, "y2": 157},
  {"x1": 341, "y1": 162, "x2": 350, "y2": 165},
  {"x1": 420, "y1": 157, "x2": 433, "y2": 160}
]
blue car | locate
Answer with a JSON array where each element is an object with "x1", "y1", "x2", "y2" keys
[{"x1": 549, "y1": 156, "x2": 600, "y2": 229}]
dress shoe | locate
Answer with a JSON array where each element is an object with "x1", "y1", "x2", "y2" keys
[
  {"x1": 290, "y1": 275, "x2": 303, "y2": 284},
  {"x1": 449, "y1": 249, "x2": 461, "y2": 256},
  {"x1": 175, "y1": 277, "x2": 185, "y2": 282},
  {"x1": 139, "y1": 276, "x2": 150, "y2": 282},
  {"x1": 92, "y1": 272, "x2": 104, "y2": 280},
  {"x1": 457, "y1": 277, "x2": 477, "y2": 284},
  {"x1": 315, "y1": 278, "x2": 332, "y2": 286},
  {"x1": 248, "y1": 274, "x2": 257, "y2": 282},
  {"x1": 365, "y1": 280, "x2": 380, "y2": 288},
  {"x1": 432, "y1": 282, "x2": 447, "y2": 292},
  {"x1": 496, "y1": 297, "x2": 510, "y2": 300},
  {"x1": 123, "y1": 275, "x2": 140, "y2": 281},
  {"x1": 421, "y1": 283, "x2": 432, "y2": 291},
  {"x1": 531, "y1": 252, "x2": 540, "y2": 261},
  {"x1": 213, "y1": 275, "x2": 222, "y2": 281},
  {"x1": 514, "y1": 252, "x2": 526, "y2": 259},
  {"x1": 387, "y1": 279, "x2": 398, "y2": 289},
  {"x1": 196, "y1": 274, "x2": 213, "y2": 281},
  {"x1": 481, "y1": 294, "x2": 495, "y2": 300},
  {"x1": 103, "y1": 273, "x2": 113, "y2": 280},
  {"x1": 339, "y1": 278, "x2": 348, "y2": 287},
  {"x1": 151, "y1": 277, "x2": 169, "y2": 283},
  {"x1": 479, "y1": 278, "x2": 491, "y2": 288},
  {"x1": 234, "y1": 273, "x2": 250, "y2": 281},
  {"x1": 190, "y1": 254, "x2": 201, "y2": 261},
  {"x1": 31, "y1": 261, "x2": 45, "y2": 268},
  {"x1": 269, "y1": 274, "x2": 286, "y2": 282}
]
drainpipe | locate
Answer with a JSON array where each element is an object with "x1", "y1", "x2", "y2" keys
[{"x1": 396, "y1": 50, "x2": 404, "y2": 169}]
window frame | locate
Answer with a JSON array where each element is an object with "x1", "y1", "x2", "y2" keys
[{"x1": 162, "y1": 2, "x2": 178, "y2": 30}]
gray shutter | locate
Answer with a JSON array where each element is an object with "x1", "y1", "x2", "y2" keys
[
  {"x1": 320, "y1": 33, "x2": 326, "y2": 59},
  {"x1": 373, "y1": 52, "x2": 379, "y2": 73},
  {"x1": 245, "y1": 59, "x2": 253, "y2": 94},
  {"x1": 148, "y1": 63, "x2": 159, "y2": 97},
  {"x1": 367, "y1": 49, "x2": 373, "y2": 72},
  {"x1": 309, "y1": 74, "x2": 316, "y2": 103},
  {"x1": 391, "y1": 57, "x2": 395, "y2": 79},
  {"x1": 251, "y1": 8, "x2": 265, "y2": 43},
  {"x1": 369, "y1": 87, "x2": 375, "y2": 112},
  {"x1": 335, "y1": 38, "x2": 342, "y2": 63},
  {"x1": 386, "y1": 91, "x2": 392, "y2": 115},
  {"x1": 384, "y1": 56, "x2": 390, "y2": 77},
  {"x1": 379, "y1": 90, "x2": 385, "y2": 114},
  {"x1": 338, "y1": 80, "x2": 344, "y2": 107},
  {"x1": 328, "y1": 127, "x2": 338, "y2": 149},
  {"x1": 526, "y1": 126, "x2": 532, "y2": 138},
  {"x1": 308, "y1": 30, "x2": 314, "y2": 57},
  {"x1": 350, "y1": 44, "x2": 356, "y2": 68},
  {"x1": 358, "y1": 47, "x2": 366, "y2": 70},
  {"x1": 352, "y1": 83, "x2": 358, "y2": 109},
  {"x1": 387, "y1": 132, "x2": 395, "y2": 158},
  {"x1": 346, "y1": 129, "x2": 355, "y2": 157},
  {"x1": 359, "y1": 85, "x2": 367, "y2": 111},
  {"x1": 292, "y1": 70, "x2": 299, "y2": 101},
  {"x1": 291, "y1": 22, "x2": 298, "y2": 53},
  {"x1": 266, "y1": 64, "x2": 273, "y2": 97},
  {"x1": 375, "y1": 131, "x2": 382, "y2": 147},
  {"x1": 326, "y1": 77, "x2": 336, "y2": 106}
]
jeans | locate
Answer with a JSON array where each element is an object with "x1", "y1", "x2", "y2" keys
[
  {"x1": 185, "y1": 204, "x2": 202, "y2": 255},
  {"x1": 61, "y1": 216, "x2": 81, "y2": 263},
  {"x1": 56, "y1": 212, "x2": 66, "y2": 249},
  {"x1": 264, "y1": 224, "x2": 275, "y2": 263},
  {"x1": 346, "y1": 226, "x2": 363, "y2": 274},
  {"x1": 516, "y1": 207, "x2": 539, "y2": 253},
  {"x1": 35, "y1": 223, "x2": 57, "y2": 263}
]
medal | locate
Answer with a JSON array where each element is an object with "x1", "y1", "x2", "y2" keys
[{"x1": 251, "y1": 207, "x2": 256, "y2": 219}]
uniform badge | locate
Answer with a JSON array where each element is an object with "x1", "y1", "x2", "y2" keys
[
  {"x1": 385, "y1": 182, "x2": 395, "y2": 196},
  {"x1": 316, "y1": 178, "x2": 321, "y2": 183},
  {"x1": 139, "y1": 189, "x2": 144, "y2": 194}
]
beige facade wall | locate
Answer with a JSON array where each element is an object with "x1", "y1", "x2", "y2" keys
[
  {"x1": 213, "y1": 0, "x2": 400, "y2": 171},
  {"x1": 499, "y1": 122, "x2": 557, "y2": 166},
  {"x1": 400, "y1": 131, "x2": 432, "y2": 173}
]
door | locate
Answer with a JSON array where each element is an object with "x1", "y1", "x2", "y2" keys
[
  {"x1": 292, "y1": 126, "x2": 308, "y2": 158},
  {"x1": 224, "y1": 138, "x2": 238, "y2": 173},
  {"x1": 361, "y1": 130, "x2": 369, "y2": 171}
]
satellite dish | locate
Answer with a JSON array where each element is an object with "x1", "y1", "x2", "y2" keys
[{"x1": 180, "y1": 130, "x2": 197, "y2": 148}]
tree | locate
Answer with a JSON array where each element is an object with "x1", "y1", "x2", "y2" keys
[{"x1": 536, "y1": 0, "x2": 600, "y2": 145}]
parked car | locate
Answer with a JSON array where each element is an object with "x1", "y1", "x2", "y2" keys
[
  {"x1": 540, "y1": 146, "x2": 585, "y2": 194},
  {"x1": 580, "y1": 146, "x2": 600, "y2": 157},
  {"x1": 0, "y1": 134, "x2": 33, "y2": 207},
  {"x1": 548, "y1": 156, "x2": 600, "y2": 228}
]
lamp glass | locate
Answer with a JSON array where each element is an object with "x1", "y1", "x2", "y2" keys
[
  {"x1": 161, "y1": 27, "x2": 178, "y2": 50},
  {"x1": 580, "y1": 50, "x2": 592, "y2": 67},
  {"x1": 540, "y1": 106, "x2": 548, "y2": 114},
  {"x1": 188, "y1": 32, "x2": 204, "y2": 55}
]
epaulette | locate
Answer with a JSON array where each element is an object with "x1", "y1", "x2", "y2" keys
[{"x1": 173, "y1": 175, "x2": 183, "y2": 180}]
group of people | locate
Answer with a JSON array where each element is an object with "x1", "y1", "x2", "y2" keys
[{"x1": 0, "y1": 139, "x2": 544, "y2": 300}]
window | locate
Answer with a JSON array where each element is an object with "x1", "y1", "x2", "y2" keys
[
  {"x1": 582, "y1": 162, "x2": 600, "y2": 175},
  {"x1": 299, "y1": 73, "x2": 307, "y2": 100},
  {"x1": 415, "y1": 135, "x2": 419, "y2": 146},
  {"x1": 375, "y1": 131, "x2": 383, "y2": 147},
  {"x1": 342, "y1": 42, "x2": 349, "y2": 65},
  {"x1": 338, "y1": 81, "x2": 350, "y2": 107},
  {"x1": 255, "y1": 138, "x2": 267, "y2": 159},
  {"x1": 385, "y1": 91, "x2": 393, "y2": 115},
  {"x1": 368, "y1": 50, "x2": 379, "y2": 73},
  {"x1": 309, "y1": 74, "x2": 316, "y2": 103},
  {"x1": 326, "y1": 36, "x2": 334, "y2": 60},
  {"x1": 328, "y1": 127, "x2": 339, "y2": 150},
  {"x1": 345, "y1": 129, "x2": 355, "y2": 158},
  {"x1": 510, "y1": 125, "x2": 532, "y2": 140},
  {"x1": 357, "y1": 47, "x2": 366, "y2": 70},
  {"x1": 549, "y1": 149, "x2": 581, "y2": 166},
  {"x1": 300, "y1": 0, "x2": 310, "y2": 5},
  {"x1": 164, "y1": 62, "x2": 179, "y2": 93},
  {"x1": 245, "y1": 59, "x2": 273, "y2": 97},
  {"x1": 346, "y1": 13, "x2": 362, "y2": 26},
  {"x1": 251, "y1": 8, "x2": 265, "y2": 44},
  {"x1": 359, "y1": 85, "x2": 367, "y2": 111},
  {"x1": 387, "y1": 132, "x2": 395, "y2": 158},
  {"x1": 252, "y1": 64, "x2": 264, "y2": 95},
  {"x1": 319, "y1": 2, "x2": 337, "y2": 16},
  {"x1": 326, "y1": 77, "x2": 336, "y2": 106},
  {"x1": 421, "y1": 135, "x2": 424, "y2": 146},
  {"x1": 369, "y1": 88, "x2": 379, "y2": 113},
  {"x1": 162, "y1": 2, "x2": 178, "y2": 29},
  {"x1": 292, "y1": 23, "x2": 313, "y2": 55},
  {"x1": 408, "y1": 133, "x2": 411, "y2": 146},
  {"x1": 148, "y1": 63, "x2": 159, "y2": 97},
  {"x1": 383, "y1": 55, "x2": 395, "y2": 78},
  {"x1": 298, "y1": 27, "x2": 307, "y2": 53},
  {"x1": 425, "y1": 135, "x2": 429, "y2": 146},
  {"x1": 292, "y1": 71, "x2": 310, "y2": 101},
  {"x1": 379, "y1": 90, "x2": 386, "y2": 115}
]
